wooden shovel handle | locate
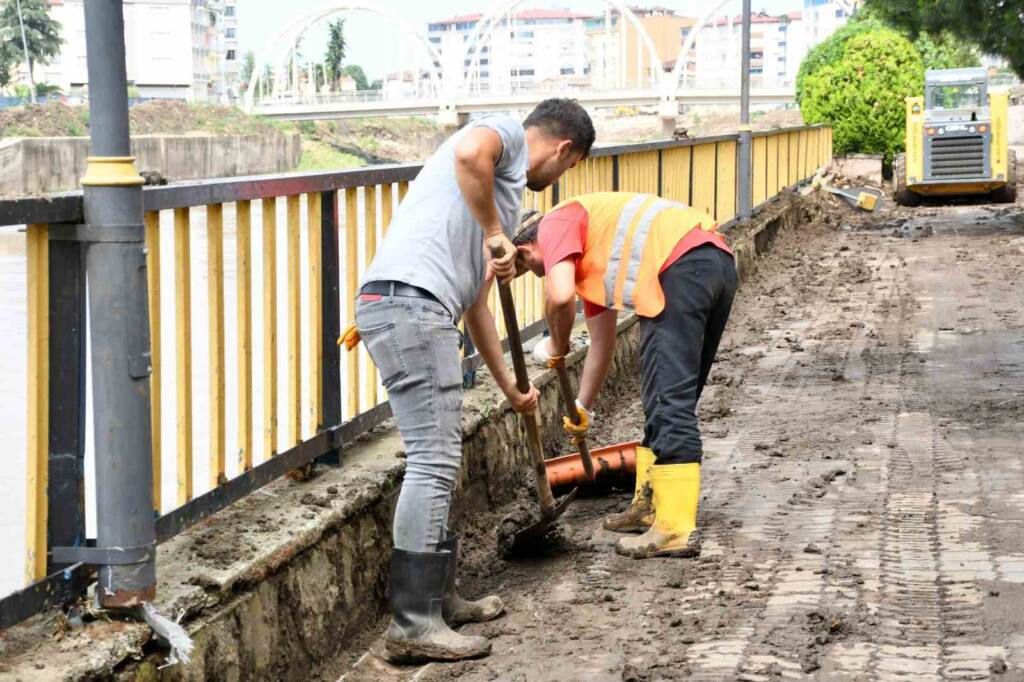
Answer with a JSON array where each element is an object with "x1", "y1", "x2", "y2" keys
[
  {"x1": 491, "y1": 244, "x2": 556, "y2": 513},
  {"x1": 554, "y1": 363, "x2": 595, "y2": 480}
]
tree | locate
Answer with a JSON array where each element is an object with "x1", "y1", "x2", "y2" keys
[
  {"x1": 913, "y1": 32, "x2": 980, "y2": 71},
  {"x1": 342, "y1": 64, "x2": 368, "y2": 91},
  {"x1": 240, "y1": 50, "x2": 256, "y2": 85},
  {"x1": 796, "y1": 11, "x2": 977, "y2": 101},
  {"x1": 800, "y1": 30, "x2": 925, "y2": 160},
  {"x1": 324, "y1": 19, "x2": 346, "y2": 87},
  {"x1": 865, "y1": 0, "x2": 1024, "y2": 78},
  {"x1": 0, "y1": 0, "x2": 62, "y2": 93}
]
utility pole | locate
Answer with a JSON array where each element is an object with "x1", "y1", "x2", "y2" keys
[
  {"x1": 77, "y1": 0, "x2": 157, "y2": 608},
  {"x1": 738, "y1": 0, "x2": 753, "y2": 219},
  {"x1": 14, "y1": 0, "x2": 36, "y2": 103}
]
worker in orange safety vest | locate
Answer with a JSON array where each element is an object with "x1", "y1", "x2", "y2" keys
[{"x1": 512, "y1": 192, "x2": 737, "y2": 559}]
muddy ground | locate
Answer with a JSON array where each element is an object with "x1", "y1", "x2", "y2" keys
[{"x1": 331, "y1": 195, "x2": 1024, "y2": 682}]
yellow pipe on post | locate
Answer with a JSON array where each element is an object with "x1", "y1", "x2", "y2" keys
[
  {"x1": 173, "y1": 207, "x2": 193, "y2": 503},
  {"x1": 25, "y1": 223, "x2": 48, "y2": 583},
  {"x1": 236, "y1": 201, "x2": 253, "y2": 472},
  {"x1": 262, "y1": 198, "x2": 278, "y2": 459},
  {"x1": 144, "y1": 212, "x2": 162, "y2": 510},
  {"x1": 207, "y1": 203, "x2": 226, "y2": 487}
]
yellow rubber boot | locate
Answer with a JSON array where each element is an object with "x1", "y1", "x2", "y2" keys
[
  {"x1": 602, "y1": 446, "x2": 656, "y2": 533},
  {"x1": 615, "y1": 463, "x2": 701, "y2": 559}
]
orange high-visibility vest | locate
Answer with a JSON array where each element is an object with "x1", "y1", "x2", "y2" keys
[{"x1": 565, "y1": 192, "x2": 720, "y2": 318}]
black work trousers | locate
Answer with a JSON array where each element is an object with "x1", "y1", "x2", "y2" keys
[{"x1": 639, "y1": 243, "x2": 737, "y2": 464}]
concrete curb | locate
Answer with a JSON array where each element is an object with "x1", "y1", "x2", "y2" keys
[{"x1": 0, "y1": 192, "x2": 808, "y2": 682}]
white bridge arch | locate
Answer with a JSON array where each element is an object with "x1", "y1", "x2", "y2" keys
[
  {"x1": 243, "y1": 1, "x2": 445, "y2": 112},
  {"x1": 664, "y1": 0, "x2": 859, "y2": 104}
]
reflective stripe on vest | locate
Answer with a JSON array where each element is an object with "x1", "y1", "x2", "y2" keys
[
  {"x1": 614, "y1": 198, "x2": 675, "y2": 309},
  {"x1": 602, "y1": 195, "x2": 650, "y2": 308},
  {"x1": 602, "y1": 197, "x2": 678, "y2": 309}
]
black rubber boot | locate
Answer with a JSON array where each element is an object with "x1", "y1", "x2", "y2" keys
[
  {"x1": 438, "y1": 533, "x2": 505, "y2": 626},
  {"x1": 383, "y1": 548, "x2": 492, "y2": 663}
]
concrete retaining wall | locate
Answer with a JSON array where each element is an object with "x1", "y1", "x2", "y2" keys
[
  {"x1": 0, "y1": 192, "x2": 808, "y2": 682},
  {"x1": 0, "y1": 133, "x2": 302, "y2": 196}
]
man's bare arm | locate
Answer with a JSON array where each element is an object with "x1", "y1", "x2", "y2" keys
[
  {"x1": 454, "y1": 127, "x2": 516, "y2": 279},
  {"x1": 544, "y1": 259, "x2": 578, "y2": 356},
  {"x1": 464, "y1": 275, "x2": 539, "y2": 414},
  {"x1": 577, "y1": 308, "x2": 618, "y2": 408}
]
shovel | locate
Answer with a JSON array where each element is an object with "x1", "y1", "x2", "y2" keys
[
  {"x1": 818, "y1": 182, "x2": 882, "y2": 212},
  {"x1": 491, "y1": 246, "x2": 577, "y2": 552},
  {"x1": 552, "y1": 361, "x2": 596, "y2": 482}
]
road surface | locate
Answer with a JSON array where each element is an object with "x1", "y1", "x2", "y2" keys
[{"x1": 334, "y1": 197, "x2": 1024, "y2": 681}]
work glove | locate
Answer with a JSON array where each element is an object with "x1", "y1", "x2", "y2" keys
[
  {"x1": 337, "y1": 322, "x2": 361, "y2": 351},
  {"x1": 531, "y1": 337, "x2": 565, "y2": 368},
  {"x1": 563, "y1": 399, "x2": 594, "y2": 444}
]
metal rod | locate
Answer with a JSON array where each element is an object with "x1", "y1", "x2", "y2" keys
[
  {"x1": 81, "y1": 0, "x2": 156, "y2": 608},
  {"x1": 738, "y1": 0, "x2": 753, "y2": 220},
  {"x1": 318, "y1": 189, "x2": 341, "y2": 465},
  {"x1": 46, "y1": 236, "x2": 87, "y2": 574}
]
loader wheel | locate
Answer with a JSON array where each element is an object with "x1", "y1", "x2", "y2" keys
[
  {"x1": 892, "y1": 154, "x2": 922, "y2": 207},
  {"x1": 991, "y1": 150, "x2": 1017, "y2": 204}
]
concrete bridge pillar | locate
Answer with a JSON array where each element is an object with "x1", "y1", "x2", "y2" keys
[
  {"x1": 659, "y1": 97, "x2": 679, "y2": 139},
  {"x1": 438, "y1": 103, "x2": 469, "y2": 137}
]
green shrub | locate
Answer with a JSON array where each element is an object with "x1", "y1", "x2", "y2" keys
[
  {"x1": 799, "y1": 30, "x2": 923, "y2": 160},
  {"x1": 796, "y1": 15, "x2": 886, "y2": 102}
]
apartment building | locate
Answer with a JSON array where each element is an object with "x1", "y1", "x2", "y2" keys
[
  {"x1": 41, "y1": 0, "x2": 238, "y2": 102},
  {"x1": 586, "y1": 7, "x2": 696, "y2": 90},
  {"x1": 427, "y1": 9, "x2": 592, "y2": 93},
  {"x1": 803, "y1": 0, "x2": 851, "y2": 49}
]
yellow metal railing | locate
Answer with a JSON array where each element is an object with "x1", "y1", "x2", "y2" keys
[{"x1": 17, "y1": 126, "x2": 832, "y2": 589}]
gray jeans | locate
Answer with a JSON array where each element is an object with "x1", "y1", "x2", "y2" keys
[{"x1": 355, "y1": 293, "x2": 463, "y2": 553}]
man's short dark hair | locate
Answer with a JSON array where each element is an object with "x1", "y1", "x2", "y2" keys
[{"x1": 523, "y1": 98, "x2": 595, "y2": 158}]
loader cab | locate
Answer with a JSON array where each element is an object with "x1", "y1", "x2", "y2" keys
[
  {"x1": 922, "y1": 68, "x2": 990, "y2": 181},
  {"x1": 925, "y1": 69, "x2": 988, "y2": 125}
]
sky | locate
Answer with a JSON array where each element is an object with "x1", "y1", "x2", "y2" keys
[{"x1": 237, "y1": 0, "x2": 805, "y2": 81}]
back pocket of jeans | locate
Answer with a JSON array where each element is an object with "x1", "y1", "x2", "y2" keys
[{"x1": 360, "y1": 321, "x2": 408, "y2": 389}]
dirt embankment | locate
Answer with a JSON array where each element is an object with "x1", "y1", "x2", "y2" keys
[
  {"x1": 594, "y1": 108, "x2": 806, "y2": 144},
  {"x1": 303, "y1": 118, "x2": 442, "y2": 164},
  {"x1": 0, "y1": 100, "x2": 286, "y2": 138}
]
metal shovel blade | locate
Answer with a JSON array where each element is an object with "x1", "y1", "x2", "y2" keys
[{"x1": 508, "y1": 487, "x2": 578, "y2": 549}]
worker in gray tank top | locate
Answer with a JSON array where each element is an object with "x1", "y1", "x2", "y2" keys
[{"x1": 352, "y1": 99, "x2": 595, "y2": 664}]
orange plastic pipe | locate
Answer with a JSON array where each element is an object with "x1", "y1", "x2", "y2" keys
[{"x1": 545, "y1": 441, "x2": 639, "y2": 489}]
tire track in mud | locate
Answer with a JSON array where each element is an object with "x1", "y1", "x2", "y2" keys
[{"x1": 681, "y1": 239, "x2": 903, "y2": 680}]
